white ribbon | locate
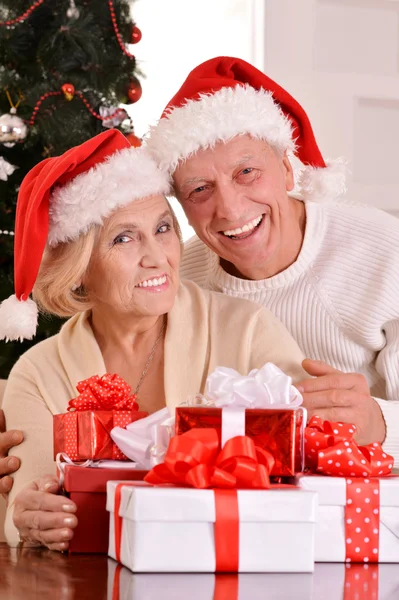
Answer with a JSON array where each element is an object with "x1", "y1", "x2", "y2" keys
[
  {"x1": 205, "y1": 363, "x2": 303, "y2": 446},
  {"x1": 110, "y1": 407, "x2": 174, "y2": 469}
]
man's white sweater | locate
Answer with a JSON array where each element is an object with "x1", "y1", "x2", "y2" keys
[{"x1": 180, "y1": 200, "x2": 399, "y2": 464}]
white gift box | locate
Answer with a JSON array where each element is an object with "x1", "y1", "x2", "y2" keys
[
  {"x1": 298, "y1": 475, "x2": 399, "y2": 562},
  {"x1": 107, "y1": 481, "x2": 317, "y2": 573}
]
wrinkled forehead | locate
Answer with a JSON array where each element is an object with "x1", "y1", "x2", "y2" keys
[{"x1": 172, "y1": 135, "x2": 278, "y2": 188}]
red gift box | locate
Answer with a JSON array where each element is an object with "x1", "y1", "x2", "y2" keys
[
  {"x1": 175, "y1": 406, "x2": 304, "y2": 477},
  {"x1": 63, "y1": 464, "x2": 147, "y2": 553},
  {"x1": 53, "y1": 374, "x2": 148, "y2": 461}
]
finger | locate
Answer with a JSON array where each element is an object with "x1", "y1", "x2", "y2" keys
[
  {"x1": 0, "y1": 430, "x2": 24, "y2": 457},
  {"x1": 302, "y1": 389, "x2": 354, "y2": 411},
  {"x1": 36, "y1": 475, "x2": 61, "y2": 493},
  {"x1": 15, "y1": 488, "x2": 76, "y2": 513},
  {"x1": 15, "y1": 509, "x2": 78, "y2": 533},
  {"x1": 306, "y1": 407, "x2": 356, "y2": 425},
  {"x1": 301, "y1": 359, "x2": 342, "y2": 378},
  {"x1": 46, "y1": 541, "x2": 70, "y2": 552},
  {"x1": 0, "y1": 475, "x2": 13, "y2": 497},
  {"x1": 23, "y1": 526, "x2": 75, "y2": 547},
  {"x1": 0, "y1": 456, "x2": 20, "y2": 478},
  {"x1": 297, "y1": 373, "x2": 360, "y2": 394}
]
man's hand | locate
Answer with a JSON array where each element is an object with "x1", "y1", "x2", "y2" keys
[
  {"x1": 296, "y1": 359, "x2": 386, "y2": 446},
  {"x1": 0, "y1": 409, "x2": 23, "y2": 497},
  {"x1": 13, "y1": 475, "x2": 78, "y2": 552}
]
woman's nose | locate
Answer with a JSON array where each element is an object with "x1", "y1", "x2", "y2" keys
[{"x1": 139, "y1": 239, "x2": 167, "y2": 268}]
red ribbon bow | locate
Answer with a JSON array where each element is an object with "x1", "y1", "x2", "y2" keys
[
  {"x1": 142, "y1": 428, "x2": 275, "y2": 572},
  {"x1": 305, "y1": 416, "x2": 393, "y2": 477},
  {"x1": 68, "y1": 373, "x2": 139, "y2": 412},
  {"x1": 144, "y1": 428, "x2": 275, "y2": 489}
]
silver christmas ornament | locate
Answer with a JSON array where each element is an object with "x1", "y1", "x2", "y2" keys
[
  {"x1": 66, "y1": 0, "x2": 80, "y2": 20},
  {"x1": 99, "y1": 105, "x2": 127, "y2": 128},
  {"x1": 0, "y1": 156, "x2": 18, "y2": 181},
  {"x1": 0, "y1": 108, "x2": 28, "y2": 147}
]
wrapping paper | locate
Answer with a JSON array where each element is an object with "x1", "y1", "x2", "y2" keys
[
  {"x1": 53, "y1": 374, "x2": 148, "y2": 461},
  {"x1": 62, "y1": 464, "x2": 148, "y2": 554},
  {"x1": 176, "y1": 407, "x2": 304, "y2": 477},
  {"x1": 298, "y1": 475, "x2": 399, "y2": 563},
  {"x1": 176, "y1": 363, "x2": 305, "y2": 476},
  {"x1": 107, "y1": 480, "x2": 317, "y2": 573}
]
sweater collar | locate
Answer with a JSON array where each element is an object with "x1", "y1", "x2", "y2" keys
[{"x1": 208, "y1": 200, "x2": 326, "y2": 292}]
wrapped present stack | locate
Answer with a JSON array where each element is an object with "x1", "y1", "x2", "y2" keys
[
  {"x1": 105, "y1": 363, "x2": 399, "y2": 574},
  {"x1": 53, "y1": 373, "x2": 149, "y2": 553}
]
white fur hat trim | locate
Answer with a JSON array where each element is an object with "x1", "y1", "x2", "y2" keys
[
  {"x1": 0, "y1": 295, "x2": 38, "y2": 342},
  {"x1": 297, "y1": 158, "x2": 347, "y2": 203},
  {"x1": 48, "y1": 146, "x2": 171, "y2": 246},
  {"x1": 147, "y1": 85, "x2": 295, "y2": 173}
]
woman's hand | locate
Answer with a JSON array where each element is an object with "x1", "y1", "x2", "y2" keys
[{"x1": 13, "y1": 475, "x2": 78, "y2": 552}]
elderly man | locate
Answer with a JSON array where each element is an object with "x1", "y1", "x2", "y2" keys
[
  {"x1": 147, "y1": 56, "x2": 399, "y2": 463},
  {"x1": 0, "y1": 56, "x2": 398, "y2": 493}
]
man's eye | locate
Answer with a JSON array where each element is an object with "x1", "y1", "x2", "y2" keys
[
  {"x1": 192, "y1": 185, "x2": 206, "y2": 194},
  {"x1": 241, "y1": 168, "x2": 253, "y2": 175},
  {"x1": 157, "y1": 223, "x2": 171, "y2": 234}
]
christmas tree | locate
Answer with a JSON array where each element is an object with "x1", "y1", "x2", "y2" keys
[{"x1": 0, "y1": 0, "x2": 142, "y2": 378}]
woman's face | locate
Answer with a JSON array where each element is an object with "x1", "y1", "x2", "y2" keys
[{"x1": 84, "y1": 195, "x2": 181, "y2": 320}]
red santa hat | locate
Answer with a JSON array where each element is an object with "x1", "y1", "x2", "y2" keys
[
  {"x1": 0, "y1": 129, "x2": 171, "y2": 342},
  {"x1": 147, "y1": 56, "x2": 346, "y2": 202}
]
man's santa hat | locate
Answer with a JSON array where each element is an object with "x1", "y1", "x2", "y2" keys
[
  {"x1": 147, "y1": 56, "x2": 346, "y2": 202},
  {"x1": 0, "y1": 129, "x2": 171, "y2": 342}
]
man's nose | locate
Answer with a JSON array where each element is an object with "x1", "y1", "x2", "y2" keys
[{"x1": 213, "y1": 182, "x2": 246, "y2": 222}]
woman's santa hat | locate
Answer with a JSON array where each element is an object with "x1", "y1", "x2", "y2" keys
[
  {"x1": 147, "y1": 56, "x2": 346, "y2": 202},
  {"x1": 0, "y1": 129, "x2": 171, "y2": 342}
]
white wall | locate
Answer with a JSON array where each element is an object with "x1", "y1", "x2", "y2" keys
[{"x1": 125, "y1": 0, "x2": 264, "y2": 239}]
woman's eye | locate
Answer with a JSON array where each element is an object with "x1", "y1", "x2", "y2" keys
[{"x1": 113, "y1": 234, "x2": 131, "y2": 245}]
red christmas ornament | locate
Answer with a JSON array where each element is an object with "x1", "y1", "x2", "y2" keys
[
  {"x1": 131, "y1": 25, "x2": 142, "y2": 44},
  {"x1": 61, "y1": 83, "x2": 75, "y2": 101},
  {"x1": 126, "y1": 132, "x2": 141, "y2": 147},
  {"x1": 127, "y1": 79, "x2": 142, "y2": 104}
]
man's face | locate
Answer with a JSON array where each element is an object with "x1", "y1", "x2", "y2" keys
[{"x1": 173, "y1": 135, "x2": 297, "y2": 279}]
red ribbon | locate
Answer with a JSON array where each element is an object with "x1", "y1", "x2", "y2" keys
[
  {"x1": 305, "y1": 416, "x2": 393, "y2": 564},
  {"x1": 143, "y1": 428, "x2": 274, "y2": 571},
  {"x1": 68, "y1": 373, "x2": 139, "y2": 411},
  {"x1": 305, "y1": 416, "x2": 393, "y2": 477}
]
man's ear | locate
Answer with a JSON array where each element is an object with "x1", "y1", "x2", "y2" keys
[{"x1": 282, "y1": 152, "x2": 295, "y2": 192}]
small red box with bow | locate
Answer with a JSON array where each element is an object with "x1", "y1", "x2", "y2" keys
[
  {"x1": 175, "y1": 364, "x2": 306, "y2": 477},
  {"x1": 53, "y1": 374, "x2": 148, "y2": 461}
]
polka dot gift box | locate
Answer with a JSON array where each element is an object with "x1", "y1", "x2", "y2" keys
[
  {"x1": 53, "y1": 374, "x2": 148, "y2": 461},
  {"x1": 298, "y1": 416, "x2": 399, "y2": 563}
]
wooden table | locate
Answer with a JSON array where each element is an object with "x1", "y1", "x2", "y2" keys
[{"x1": 0, "y1": 542, "x2": 398, "y2": 600}]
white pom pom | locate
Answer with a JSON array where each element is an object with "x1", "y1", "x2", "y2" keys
[
  {"x1": 297, "y1": 158, "x2": 348, "y2": 203},
  {"x1": 0, "y1": 295, "x2": 38, "y2": 341}
]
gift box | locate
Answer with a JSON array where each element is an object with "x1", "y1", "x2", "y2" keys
[
  {"x1": 107, "y1": 560, "x2": 314, "y2": 600},
  {"x1": 107, "y1": 480, "x2": 317, "y2": 573},
  {"x1": 54, "y1": 374, "x2": 148, "y2": 460},
  {"x1": 176, "y1": 406, "x2": 304, "y2": 477},
  {"x1": 298, "y1": 475, "x2": 399, "y2": 563},
  {"x1": 176, "y1": 363, "x2": 306, "y2": 477},
  {"x1": 63, "y1": 464, "x2": 147, "y2": 553}
]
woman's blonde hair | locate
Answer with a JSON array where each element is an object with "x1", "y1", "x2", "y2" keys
[{"x1": 33, "y1": 198, "x2": 183, "y2": 318}]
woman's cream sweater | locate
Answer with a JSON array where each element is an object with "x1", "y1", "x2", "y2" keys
[{"x1": 3, "y1": 280, "x2": 306, "y2": 545}]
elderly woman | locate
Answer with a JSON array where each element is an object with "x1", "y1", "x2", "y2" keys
[{"x1": 0, "y1": 129, "x2": 307, "y2": 551}]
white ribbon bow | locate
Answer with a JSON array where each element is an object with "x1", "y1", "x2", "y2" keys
[
  {"x1": 206, "y1": 363, "x2": 303, "y2": 408},
  {"x1": 110, "y1": 407, "x2": 174, "y2": 469}
]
